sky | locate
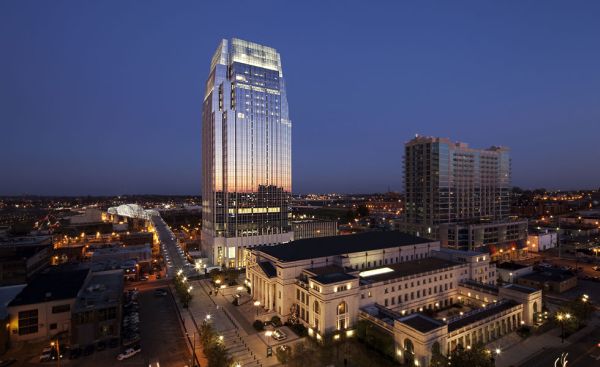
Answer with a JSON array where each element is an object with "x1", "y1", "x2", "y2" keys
[{"x1": 1, "y1": 1, "x2": 600, "y2": 196}]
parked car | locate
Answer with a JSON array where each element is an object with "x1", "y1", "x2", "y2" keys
[
  {"x1": 96, "y1": 341, "x2": 106, "y2": 351},
  {"x1": 68, "y1": 346, "x2": 82, "y2": 360},
  {"x1": 154, "y1": 289, "x2": 168, "y2": 297},
  {"x1": 109, "y1": 338, "x2": 120, "y2": 349},
  {"x1": 116, "y1": 347, "x2": 141, "y2": 361},
  {"x1": 83, "y1": 344, "x2": 95, "y2": 356}
]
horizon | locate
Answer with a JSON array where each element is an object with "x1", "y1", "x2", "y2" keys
[{"x1": 2, "y1": 1, "x2": 600, "y2": 196}]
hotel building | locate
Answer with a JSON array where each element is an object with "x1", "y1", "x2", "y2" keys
[
  {"x1": 402, "y1": 136, "x2": 527, "y2": 258},
  {"x1": 202, "y1": 38, "x2": 292, "y2": 267},
  {"x1": 246, "y1": 231, "x2": 541, "y2": 366}
]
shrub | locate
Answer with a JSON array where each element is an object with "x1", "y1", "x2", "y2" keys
[
  {"x1": 253, "y1": 320, "x2": 265, "y2": 331},
  {"x1": 271, "y1": 315, "x2": 282, "y2": 327}
]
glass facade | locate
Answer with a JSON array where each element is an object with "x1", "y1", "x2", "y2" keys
[
  {"x1": 202, "y1": 39, "x2": 292, "y2": 267},
  {"x1": 404, "y1": 137, "x2": 511, "y2": 236}
]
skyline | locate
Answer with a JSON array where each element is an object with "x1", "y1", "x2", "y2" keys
[{"x1": 2, "y1": 1, "x2": 600, "y2": 195}]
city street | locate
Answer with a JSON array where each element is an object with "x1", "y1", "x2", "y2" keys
[
  {"x1": 151, "y1": 215, "x2": 195, "y2": 278},
  {"x1": 518, "y1": 324, "x2": 600, "y2": 367}
]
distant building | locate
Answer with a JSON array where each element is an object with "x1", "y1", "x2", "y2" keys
[
  {"x1": 495, "y1": 262, "x2": 533, "y2": 283},
  {"x1": 401, "y1": 136, "x2": 527, "y2": 257},
  {"x1": 517, "y1": 268, "x2": 577, "y2": 293},
  {"x1": 527, "y1": 228, "x2": 558, "y2": 252},
  {"x1": 292, "y1": 220, "x2": 338, "y2": 240},
  {"x1": 67, "y1": 208, "x2": 105, "y2": 225},
  {"x1": 202, "y1": 38, "x2": 293, "y2": 267},
  {"x1": 0, "y1": 235, "x2": 52, "y2": 286}
]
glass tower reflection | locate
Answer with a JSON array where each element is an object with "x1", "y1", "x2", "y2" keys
[{"x1": 202, "y1": 38, "x2": 292, "y2": 267}]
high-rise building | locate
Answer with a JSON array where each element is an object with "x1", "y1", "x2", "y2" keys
[
  {"x1": 402, "y1": 136, "x2": 526, "y2": 256},
  {"x1": 202, "y1": 38, "x2": 292, "y2": 268}
]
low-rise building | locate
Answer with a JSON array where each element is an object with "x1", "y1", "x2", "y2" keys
[
  {"x1": 496, "y1": 262, "x2": 533, "y2": 283},
  {"x1": 71, "y1": 270, "x2": 123, "y2": 345},
  {"x1": 517, "y1": 268, "x2": 577, "y2": 294},
  {"x1": 527, "y1": 228, "x2": 558, "y2": 252},
  {"x1": 7, "y1": 269, "x2": 90, "y2": 342},
  {"x1": 291, "y1": 220, "x2": 338, "y2": 241}
]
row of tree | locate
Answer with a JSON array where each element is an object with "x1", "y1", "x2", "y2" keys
[{"x1": 198, "y1": 320, "x2": 231, "y2": 367}]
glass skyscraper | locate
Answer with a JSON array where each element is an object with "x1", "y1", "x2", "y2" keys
[{"x1": 202, "y1": 38, "x2": 292, "y2": 268}]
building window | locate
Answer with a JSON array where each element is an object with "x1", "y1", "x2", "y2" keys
[
  {"x1": 52, "y1": 304, "x2": 71, "y2": 314},
  {"x1": 313, "y1": 301, "x2": 320, "y2": 315},
  {"x1": 49, "y1": 323, "x2": 57, "y2": 330},
  {"x1": 18, "y1": 309, "x2": 38, "y2": 335},
  {"x1": 336, "y1": 301, "x2": 349, "y2": 330}
]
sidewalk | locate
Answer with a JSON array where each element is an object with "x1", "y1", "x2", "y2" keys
[{"x1": 496, "y1": 315, "x2": 600, "y2": 367}]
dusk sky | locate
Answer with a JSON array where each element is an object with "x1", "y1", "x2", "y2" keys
[{"x1": 1, "y1": 1, "x2": 599, "y2": 196}]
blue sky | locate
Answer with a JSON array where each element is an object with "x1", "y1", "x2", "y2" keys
[{"x1": 1, "y1": 1, "x2": 599, "y2": 195}]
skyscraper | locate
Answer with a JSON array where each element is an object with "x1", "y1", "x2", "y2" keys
[
  {"x1": 402, "y1": 136, "x2": 527, "y2": 256},
  {"x1": 202, "y1": 38, "x2": 292, "y2": 268}
]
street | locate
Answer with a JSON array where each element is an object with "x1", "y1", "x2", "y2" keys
[{"x1": 519, "y1": 324, "x2": 600, "y2": 367}]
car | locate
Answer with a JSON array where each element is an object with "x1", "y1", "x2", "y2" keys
[
  {"x1": 0, "y1": 359, "x2": 16, "y2": 367},
  {"x1": 272, "y1": 329, "x2": 287, "y2": 341},
  {"x1": 154, "y1": 289, "x2": 168, "y2": 297},
  {"x1": 116, "y1": 347, "x2": 141, "y2": 361},
  {"x1": 109, "y1": 338, "x2": 120, "y2": 349},
  {"x1": 39, "y1": 352, "x2": 52, "y2": 362},
  {"x1": 68, "y1": 346, "x2": 82, "y2": 359},
  {"x1": 593, "y1": 266, "x2": 600, "y2": 271},
  {"x1": 83, "y1": 344, "x2": 95, "y2": 356},
  {"x1": 140, "y1": 275, "x2": 149, "y2": 281},
  {"x1": 96, "y1": 341, "x2": 106, "y2": 351}
]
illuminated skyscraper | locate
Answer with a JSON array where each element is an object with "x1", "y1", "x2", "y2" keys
[{"x1": 202, "y1": 38, "x2": 292, "y2": 267}]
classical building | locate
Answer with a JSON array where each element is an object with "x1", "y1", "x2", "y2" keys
[
  {"x1": 246, "y1": 231, "x2": 541, "y2": 367},
  {"x1": 202, "y1": 38, "x2": 292, "y2": 268},
  {"x1": 401, "y1": 136, "x2": 527, "y2": 258}
]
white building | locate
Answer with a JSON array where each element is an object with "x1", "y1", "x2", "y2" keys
[
  {"x1": 527, "y1": 229, "x2": 558, "y2": 252},
  {"x1": 247, "y1": 231, "x2": 541, "y2": 367}
]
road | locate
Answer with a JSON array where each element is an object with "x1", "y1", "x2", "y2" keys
[
  {"x1": 519, "y1": 324, "x2": 600, "y2": 367},
  {"x1": 150, "y1": 215, "x2": 194, "y2": 278}
]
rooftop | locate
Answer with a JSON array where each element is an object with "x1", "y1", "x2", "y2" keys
[
  {"x1": 448, "y1": 300, "x2": 520, "y2": 332},
  {"x1": 360, "y1": 257, "x2": 461, "y2": 284},
  {"x1": 255, "y1": 231, "x2": 434, "y2": 262},
  {"x1": 520, "y1": 268, "x2": 576, "y2": 283},
  {"x1": 503, "y1": 284, "x2": 538, "y2": 294},
  {"x1": 399, "y1": 313, "x2": 445, "y2": 333},
  {"x1": 73, "y1": 270, "x2": 124, "y2": 312},
  {"x1": 497, "y1": 262, "x2": 530, "y2": 271},
  {"x1": 258, "y1": 261, "x2": 277, "y2": 278},
  {"x1": 8, "y1": 269, "x2": 89, "y2": 307}
]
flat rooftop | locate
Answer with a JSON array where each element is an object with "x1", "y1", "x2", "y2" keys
[
  {"x1": 497, "y1": 262, "x2": 530, "y2": 270},
  {"x1": 448, "y1": 300, "x2": 519, "y2": 332},
  {"x1": 400, "y1": 314, "x2": 445, "y2": 333},
  {"x1": 360, "y1": 257, "x2": 461, "y2": 284},
  {"x1": 503, "y1": 284, "x2": 538, "y2": 294},
  {"x1": 74, "y1": 270, "x2": 123, "y2": 312},
  {"x1": 8, "y1": 269, "x2": 89, "y2": 307},
  {"x1": 255, "y1": 231, "x2": 433, "y2": 262},
  {"x1": 305, "y1": 265, "x2": 357, "y2": 284}
]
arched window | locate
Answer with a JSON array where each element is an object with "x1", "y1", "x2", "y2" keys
[
  {"x1": 404, "y1": 338, "x2": 414, "y2": 365},
  {"x1": 336, "y1": 301, "x2": 349, "y2": 330},
  {"x1": 337, "y1": 301, "x2": 347, "y2": 315}
]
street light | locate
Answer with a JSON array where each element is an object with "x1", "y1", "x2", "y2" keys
[
  {"x1": 557, "y1": 313, "x2": 572, "y2": 343},
  {"x1": 489, "y1": 348, "x2": 501, "y2": 366}
]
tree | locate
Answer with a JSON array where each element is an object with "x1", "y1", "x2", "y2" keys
[
  {"x1": 448, "y1": 343, "x2": 493, "y2": 367},
  {"x1": 275, "y1": 345, "x2": 292, "y2": 365},
  {"x1": 430, "y1": 342, "x2": 448, "y2": 367},
  {"x1": 205, "y1": 342, "x2": 231, "y2": 367}
]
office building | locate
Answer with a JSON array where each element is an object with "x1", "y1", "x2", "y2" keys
[
  {"x1": 291, "y1": 220, "x2": 338, "y2": 240},
  {"x1": 202, "y1": 38, "x2": 292, "y2": 267},
  {"x1": 402, "y1": 136, "x2": 527, "y2": 257},
  {"x1": 246, "y1": 232, "x2": 540, "y2": 367}
]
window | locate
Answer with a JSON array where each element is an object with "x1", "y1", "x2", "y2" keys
[
  {"x1": 313, "y1": 301, "x2": 320, "y2": 315},
  {"x1": 18, "y1": 309, "x2": 38, "y2": 335},
  {"x1": 52, "y1": 304, "x2": 70, "y2": 314},
  {"x1": 336, "y1": 301, "x2": 349, "y2": 330},
  {"x1": 49, "y1": 323, "x2": 57, "y2": 330}
]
